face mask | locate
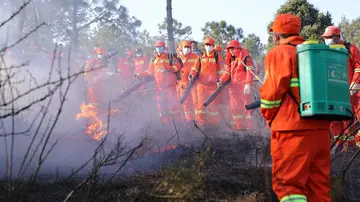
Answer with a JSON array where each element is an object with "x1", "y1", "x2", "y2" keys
[
  {"x1": 205, "y1": 45, "x2": 213, "y2": 54},
  {"x1": 325, "y1": 38, "x2": 334, "y2": 45},
  {"x1": 182, "y1": 47, "x2": 190, "y2": 55},
  {"x1": 156, "y1": 47, "x2": 164, "y2": 55},
  {"x1": 97, "y1": 54, "x2": 104, "y2": 59},
  {"x1": 136, "y1": 53, "x2": 142, "y2": 57}
]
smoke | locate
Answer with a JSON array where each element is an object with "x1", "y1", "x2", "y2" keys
[
  {"x1": 0, "y1": 1, "x2": 266, "y2": 182},
  {"x1": 0, "y1": 39, "x2": 182, "y2": 180}
]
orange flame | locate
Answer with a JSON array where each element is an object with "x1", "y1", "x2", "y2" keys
[
  {"x1": 75, "y1": 103, "x2": 119, "y2": 141},
  {"x1": 153, "y1": 144, "x2": 177, "y2": 153}
]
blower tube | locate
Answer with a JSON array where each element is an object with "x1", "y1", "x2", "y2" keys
[{"x1": 245, "y1": 100, "x2": 260, "y2": 110}]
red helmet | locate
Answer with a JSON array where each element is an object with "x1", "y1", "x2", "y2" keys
[
  {"x1": 181, "y1": 40, "x2": 192, "y2": 47},
  {"x1": 204, "y1": 37, "x2": 215, "y2": 46},
  {"x1": 214, "y1": 45, "x2": 222, "y2": 52},
  {"x1": 155, "y1": 41, "x2": 165, "y2": 47},
  {"x1": 95, "y1": 47, "x2": 105, "y2": 54},
  {"x1": 226, "y1": 40, "x2": 241, "y2": 49},
  {"x1": 322, "y1": 26, "x2": 341, "y2": 37},
  {"x1": 126, "y1": 51, "x2": 133, "y2": 56}
]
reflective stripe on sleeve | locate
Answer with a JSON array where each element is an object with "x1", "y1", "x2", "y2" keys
[
  {"x1": 260, "y1": 99, "x2": 281, "y2": 109},
  {"x1": 191, "y1": 67, "x2": 199, "y2": 72},
  {"x1": 280, "y1": 194, "x2": 307, "y2": 202},
  {"x1": 290, "y1": 78, "x2": 299, "y2": 87}
]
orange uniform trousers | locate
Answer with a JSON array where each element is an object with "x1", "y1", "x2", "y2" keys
[
  {"x1": 330, "y1": 94, "x2": 360, "y2": 145},
  {"x1": 229, "y1": 83, "x2": 253, "y2": 130},
  {"x1": 196, "y1": 83, "x2": 220, "y2": 126},
  {"x1": 88, "y1": 83, "x2": 105, "y2": 111},
  {"x1": 156, "y1": 85, "x2": 181, "y2": 124},
  {"x1": 271, "y1": 129, "x2": 331, "y2": 202},
  {"x1": 179, "y1": 81, "x2": 198, "y2": 122}
]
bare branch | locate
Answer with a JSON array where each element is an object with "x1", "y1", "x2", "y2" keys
[
  {"x1": 0, "y1": 0, "x2": 32, "y2": 28},
  {"x1": 0, "y1": 22, "x2": 46, "y2": 53}
]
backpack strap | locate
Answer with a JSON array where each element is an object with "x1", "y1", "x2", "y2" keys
[
  {"x1": 284, "y1": 43, "x2": 301, "y2": 112},
  {"x1": 214, "y1": 51, "x2": 218, "y2": 64},
  {"x1": 267, "y1": 42, "x2": 301, "y2": 126},
  {"x1": 344, "y1": 42, "x2": 351, "y2": 53},
  {"x1": 168, "y1": 53, "x2": 173, "y2": 66}
]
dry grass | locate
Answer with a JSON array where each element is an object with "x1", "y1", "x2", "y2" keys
[
  {"x1": 234, "y1": 192, "x2": 266, "y2": 202},
  {"x1": 330, "y1": 176, "x2": 345, "y2": 202},
  {"x1": 0, "y1": 135, "x2": 273, "y2": 201},
  {"x1": 0, "y1": 133, "x2": 354, "y2": 202}
]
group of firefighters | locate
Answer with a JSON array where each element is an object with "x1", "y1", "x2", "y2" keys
[
  {"x1": 85, "y1": 39, "x2": 259, "y2": 131},
  {"x1": 82, "y1": 13, "x2": 360, "y2": 202}
]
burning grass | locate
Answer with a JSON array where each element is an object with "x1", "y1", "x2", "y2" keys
[
  {"x1": 75, "y1": 103, "x2": 120, "y2": 141},
  {"x1": 0, "y1": 132, "x2": 355, "y2": 202},
  {"x1": 0, "y1": 134, "x2": 273, "y2": 201}
]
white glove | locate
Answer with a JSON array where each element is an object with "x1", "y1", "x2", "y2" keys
[
  {"x1": 105, "y1": 71, "x2": 113, "y2": 76},
  {"x1": 350, "y1": 83, "x2": 360, "y2": 95},
  {"x1": 134, "y1": 73, "x2": 140, "y2": 80},
  {"x1": 244, "y1": 84, "x2": 251, "y2": 95},
  {"x1": 216, "y1": 79, "x2": 222, "y2": 88},
  {"x1": 188, "y1": 74, "x2": 193, "y2": 82},
  {"x1": 157, "y1": 67, "x2": 166, "y2": 73}
]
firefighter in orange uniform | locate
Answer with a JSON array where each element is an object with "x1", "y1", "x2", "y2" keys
[
  {"x1": 260, "y1": 14, "x2": 331, "y2": 202},
  {"x1": 136, "y1": 41, "x2": 182, "y2": 124},
  {"x1": 84, "y1": 47, "x2": 108, "y2": 111},
  {"x1": 178, "y1": 40, "x2": 200, "y2": 123},
  {"x1": 218, "y1": 40, "x2": 255, "y2": 130},
  {"x1": 176, "y1": 45, "x2": 183, "y2": 105},
  {"x1": 189, "y1": 37, "x2": 224, "y2": 128},
  {"x1": 213, "y1": 45, "x2": 231, "y2": 125},
  {"x1": 133, "y1": 48, "x2": 149, "y2": 90},
  {"x1": 321, "y1": 26, "x2": 360, "y2": 151},
  {"x1": 134, "y1": 48, "x2": 148, "y2": 74},
  {"x1": 118, "y1": 50, "x2": 134, "y2": 88}
]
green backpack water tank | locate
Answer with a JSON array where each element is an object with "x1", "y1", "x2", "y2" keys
[{"x1": 296, "y1": 41, "x2": 352, "y2": 120}]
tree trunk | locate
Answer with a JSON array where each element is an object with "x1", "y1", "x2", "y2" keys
[
  {"x1": 71, "y1": 0, "x2": 79, "y2": 49},
  {"x1": 17, "y1": 2, "x2": 26, "y2": 38},
  {"x1": 166, "y1": 0, "x2": 175, "y2": 54}
]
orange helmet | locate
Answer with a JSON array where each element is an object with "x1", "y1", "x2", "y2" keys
[
  {"x1": 95, "y1": 47, "x2": 105, "y2": 54},
  {"x1": 226, "y1": 40, "x2": 241, "y2": 49},
  {"x1": 181, "y1": 40, "x2": 192, "y2": 47},
  {"x1": 155, "y1": 41, "x2": 165, "y2": 47},
  {"x1": 204, "y1": 37, "x2": 215, "y2": 46},
  {"x1": 214, "y1": 45, "x2": 222, "y2": 52}
]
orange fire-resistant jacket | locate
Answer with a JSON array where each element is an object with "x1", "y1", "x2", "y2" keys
[
  {"x1": 139, "y1": 53, "x2": 181, "y2": 88},
  {"x1": 220, "y1": 48, "x2": 254, "y2": 85},
  {"x1": 259, "y1": 36, "x2": 330, "y2": 131},
  {"x1": 134, "y1": 55, "x2": 149, "y2": 74},
  {"x1": 179, "y1": 52, "x2": 200, "y2": 84},
  {"x1": 190, "y1": 51, "x2": 224, "y2": 85},
  {"x1": 345, "y1": 42, "x2": 360, "y2": 86},
  {"x1": 117, "y1": 57, "x2": 134, "y2": 78},
  {"x1": 84, "y1": 58, "x2": 108, "y2": 83}
]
